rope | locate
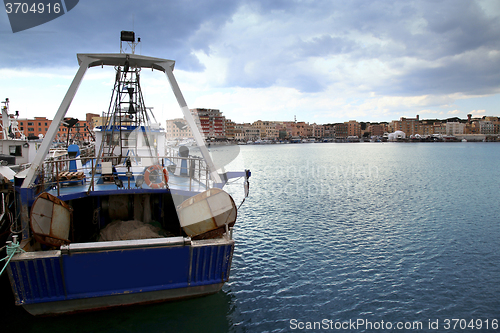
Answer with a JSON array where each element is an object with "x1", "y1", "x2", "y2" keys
[
  {"x1": 237, "y1": 178, "x2": 250, "y2": 210},
  {"x1": 0, "y1": 240, "x2": 25, "y2": 277},
  {"x1": 10, "y1": 218, "x2": 26, "y2": 235},
  {"x1": 237, "y1": 198, "x2": 246, "y2": 210}
]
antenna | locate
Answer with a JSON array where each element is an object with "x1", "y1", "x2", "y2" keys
[
  {"x1": 1, "y1": 98, "x2": 9, "y2": 111},
  {"x1": 120, "y1": 31, "x2": 141, "y2": 54}
]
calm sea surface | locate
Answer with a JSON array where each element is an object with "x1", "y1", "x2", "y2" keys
[{"x1": 2, "y1": 142, "x2": 500, "y2": 332}]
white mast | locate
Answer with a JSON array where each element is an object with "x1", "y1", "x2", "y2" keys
[
  {"x1": 22, "y1": 57, "x2": 91, "y2": 188},
  {"x1": 1, "y1": 98, "x2": 10, "y2": 139}
]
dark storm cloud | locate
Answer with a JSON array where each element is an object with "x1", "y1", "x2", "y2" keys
[
  {"x1": 363, "y1": 1, "x2": 500, "y2": 96},
  {"x1": 1, "y1": 0, "x2": 499, "y2": 98},
  {"x1": 393, "y1": 1, "x2": 499, "y2": 60},
  {"x1": 382, "y1": 51, "x2": 500, "y2": 97},
  {"x1": 241, "y1": 0, "x2": 500, "y2": 96},
  {"x1": 0, "y1": 0, "x2": 241, "y2": 70}
]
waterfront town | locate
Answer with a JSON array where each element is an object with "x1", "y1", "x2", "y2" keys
[
  {"x1": 166, "y1": 108, "x2": 500, "y2": 143},
  {"x1": 2, "y1": 101, "x2": 500, "y2": 143}
]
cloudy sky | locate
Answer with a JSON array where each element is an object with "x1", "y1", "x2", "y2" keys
[{"x1": 1, "y1": 0, "x2": 499, "y2": 125}]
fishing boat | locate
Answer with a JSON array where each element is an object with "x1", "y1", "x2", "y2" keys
[
  {"x1": 1, "y1": 32, "x2": 250, "y2": 315},
  {"x1": 0, "y1": 99, "x2": 41, "y2": 176},
  {"x1": 0, "y1": 99, "x2": 73, "y2": 250}
]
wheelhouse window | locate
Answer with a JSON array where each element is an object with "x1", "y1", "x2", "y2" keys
[{"x1": 9, "y1": 145, "x2": 22, "y2": 156}]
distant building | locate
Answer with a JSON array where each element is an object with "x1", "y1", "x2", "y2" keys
[
  {"x1": 282, "y1": 121, "x2": 296, "y2": 138},
  {"x1": 242, "y1": 123, "x2": 260, "y2": 141},
  {"x1": 345, "y1": 120, "x2": 361, "y2": 137},
  {"x1": 165, "y1": 118, "x2": 193, "y2": 139},
  {"x1": 312, "y1": 123, "x2": 325, "y2": 138},
  {"x1": 293, "y1": 122, "x2": 312, "y2": 138},
  {"x1": 225, "y1": 119, "x2": 236, "y2": 140},
  {"x1": 323, "y1": 124, "x2": 335, "y2": 139},
  {"x1": 433, "y1": 123, "x2": 446, "y2": 135},
  {"x1": 368, "y1": 123, "x2": 387, "y2": 137},
  {"x1": 419, "y1": 120, "x2": 437, "y2": 136},
  {"x1": 391, "y1": 115, "x2": 420, "y2": 136},
  {"x1": 156, "y1": 113, "x2": 500, "y2": 143},
  {"x1": 484, "y1": 117, "x2": 500, "y2": 134},
  {"x1": 333, "y1": 123, "x2": 348, "y2": 139},
  {"x1": 234, "y1": 123, "x2": 245, "y2": 141},
  {"x1": 2, "y1": 114, "x2": 95, "y2": 142},
  {"x1": 479, "y1": 120, "x2": 497, "y2": 134},
  {"x1": 465, "y1": 121, "x2": 481, "y2": 134},
  {"x1": 446, "y1": 122, "x2": 465, "y2": 135},
  {"x1": 274, "y1": 122, "x2": 288, "y2": 139},
  {"x1": 252, "y1": 120, "x2": 279, "y2": 140},
  {"x1": 191, "y1": 108, "x2": 226, "y2": 140}
]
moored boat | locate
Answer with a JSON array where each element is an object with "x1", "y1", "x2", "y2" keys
[
  {"x1": 1, "y1": 32, "x2": 250, "y2": 315},
  {"x1": 0, "y1": 99, "x2": 40, "y2": 175}
]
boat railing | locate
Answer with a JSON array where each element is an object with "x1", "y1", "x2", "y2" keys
[
  {"x1": 164, "y1": 155, "x2": 212, "y2": 191},
  {"x1": 29, "y1": 154, "x2": 214, "y2": 195}
]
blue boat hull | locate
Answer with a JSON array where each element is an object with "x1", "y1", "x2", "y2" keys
[{"x1": 7, "y1": 237, "x2": 234, "y2": 315}]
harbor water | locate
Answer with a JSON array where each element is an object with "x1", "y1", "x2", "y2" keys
[{"x1": 2, "y1": 142, "x2": 500, "y2": 332}]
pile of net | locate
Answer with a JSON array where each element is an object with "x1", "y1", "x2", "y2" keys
[{"x1": 99, "y1": 220, "x2": 163, "y2": 241}]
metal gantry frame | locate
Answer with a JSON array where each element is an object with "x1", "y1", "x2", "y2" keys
[
  {"x1": 21, "y1": 53, "x2": 222, "y2": 190},
  {"x1": 99, "y1": 62, "x2": 157, "y2": 164}
]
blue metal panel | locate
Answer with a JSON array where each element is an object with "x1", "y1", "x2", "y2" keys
[
  {"x1": 190, "y1": 243, "x2": 234, "y2": 286},
  {"x1": 9, "y1": 241, "x2": 234, "y2": 307},
  {"x1": 9, "y1": 256, "x2": 66, "y2": 305},
  {"x1": 62, "y1": 246, "x2": 191, "y2": 297},
  {"x1": 221, "y1": 243, "x2": 233, "y2": 281}
]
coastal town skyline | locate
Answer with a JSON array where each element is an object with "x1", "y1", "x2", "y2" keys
[
  {"x1": 1, "y1": 1, "x2": 499, "y2": 126},
  {"x1": 2, "y1": 104, "x2": 499, "y2": 143},
  {"x1": 165, "y1": 109, "x2": 500, "y2": 141}
]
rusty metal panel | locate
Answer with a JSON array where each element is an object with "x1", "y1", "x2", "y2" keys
[{"x1": 30, "y1": 193, "x2": 72, "y2": 246}]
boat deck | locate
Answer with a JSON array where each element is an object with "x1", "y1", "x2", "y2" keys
[{"x1": 45, "y1": 167, "x2": 209, "y2": 200}]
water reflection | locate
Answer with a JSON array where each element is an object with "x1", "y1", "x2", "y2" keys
[{"x1": 2, "y1": 288, "x2": 235, "y2": 333}]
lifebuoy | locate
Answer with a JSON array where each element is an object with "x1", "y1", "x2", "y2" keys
[
  {"x1": 144, "y1": 165, "x2": 168, "y2": 189},
  {"x1": 163, "y1": 166, "x2": 169, "y2": 184}
]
